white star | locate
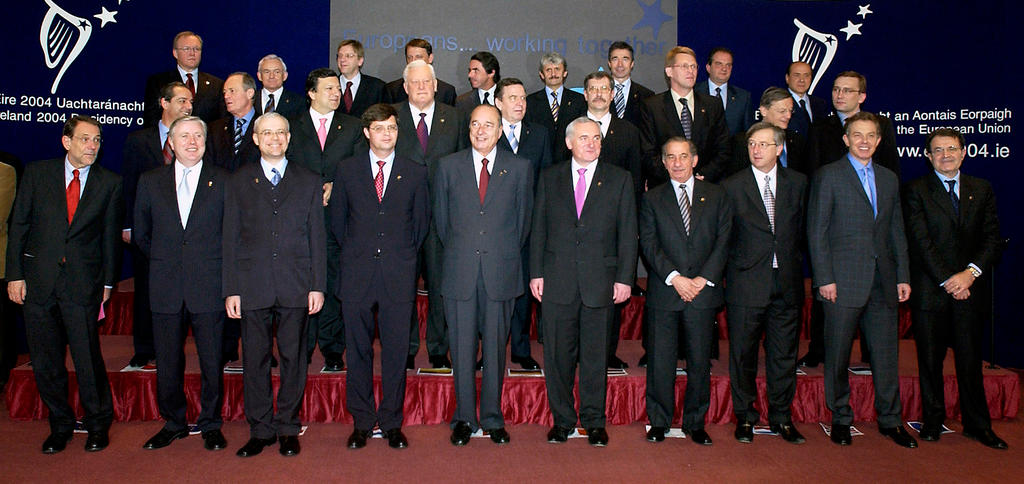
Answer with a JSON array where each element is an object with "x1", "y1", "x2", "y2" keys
[
  {"x1": 94, "y1": 7, "x2": 118, "y2": 28},
  {"x1": 857, "y1": 4, "x2": 873, "y2": 19},
  {"x1": 839, "y1": 20, "x2": 863, "y2": 41}
]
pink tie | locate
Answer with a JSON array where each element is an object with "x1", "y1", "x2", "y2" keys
[
  {"x1": 317, "y1": 117, "x2": 328, "y2": 150},
  {"x1": 574, "y1": 168, "x2": 587, "y2": 219}
]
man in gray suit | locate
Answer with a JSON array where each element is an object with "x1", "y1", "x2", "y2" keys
[
  {"x1": 807, "y1": 111, "x2": 916, "y2": 448},
  {"x1": 434, "y1": 104, "x2": 532, "y2": 446}
]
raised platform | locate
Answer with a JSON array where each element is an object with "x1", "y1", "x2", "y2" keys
[{"x1": 6, "y1": 336, "x2": 1016, "y2": 426}]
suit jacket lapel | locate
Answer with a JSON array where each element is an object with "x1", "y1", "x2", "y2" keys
[
  {"x1": 578, "y1": 162, "x2": 606, "y2": 220},
  {"x1": 483, "y1": 152, "x2": 508, "y2": 207},
  {"x1": 427, "y1": 109, "x2": 451, "y2": 156},
  {"x1": 184, "y1": 163, "x2": 215, "y2": 229},
  {"x1": 690, "y1": 180, "x2": 707, "y2": 233},
  {"x1": 70, "y1": 167, "x2": 102, "y2": 232},
  {"x1": 323, "y1": 114, "x2": 347, "y2": 150},
  {"x1": 841, "y1": 160, "x2": 874, "y2": 215},
  {"x1": 927, "y1": 174, "x2": 958, "y2": 223},
  {"x1": 743, "y1": 171, "x2": 771, "y2": 232},
  {"x1": 662, "y1": 182, "x2": 687, "y2": 241},
  {"x1": 660, "y1": 94, "x2": 683, "y2": 137}
]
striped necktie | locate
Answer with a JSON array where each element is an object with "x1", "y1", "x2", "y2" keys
[
  {"x1": 614, "y1": 83, "x2": 625, "y2": 119},
  {"x1": 678, "y1": 183, "x2": 691, "y2": 235},
  {"x1": 679, "y1": 98, "x2": 693, "y2": 139},
  {"x1": 550, "y1": 91, "x2": 559, "y2": 123},
  {"x1": 233, "y1": 118, "x2": 244, "y2": 155}
]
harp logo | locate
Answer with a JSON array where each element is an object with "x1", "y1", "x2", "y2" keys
[
  {"x1": 39, "y1": 0, "x2": 120, "y2": 94},
  {"x1": 792, "y1": 4, "x2": 873, "y2": 95}
]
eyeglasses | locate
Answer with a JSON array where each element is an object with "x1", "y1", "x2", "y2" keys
[
  {"x1": 747, "y1": 141, "x2": 777, "y2": 150},
  {"x1": 368, "y1": 125, "x2": 398, "y2": 133},
  {"x1": 258, "y1": 129, "x2": 288, "y2": 137},
  {"x1": 831, "y1": 87, "x2": 860, "y2": 95},
  {"x1": 337, "y1": 53, "x2": 359, "y2": 60},
  {"x1": 930, "y1": 146, "x2": 962, "y2": 155},
  {"x1": 586, "y1": 86, "x2": 611, "y2": 93},
  {"x1": 176, "y1": 47, "x2": 202, "y2": 54}
]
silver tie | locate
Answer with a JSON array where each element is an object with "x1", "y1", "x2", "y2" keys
[{"x1": 177, "y1": 167, "x2": 192, "y2": 228}]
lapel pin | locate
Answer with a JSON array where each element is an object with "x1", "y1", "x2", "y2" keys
[
  {"x1": 499, "y1": 170, "x2": 507, "y2": 176},
  {"x1": 208, "y1": 181, "x2": 213, "y2": 187},
  {"x1": 396, "y1": 175, "x2": 402, "y2": 180},
  {"x1": 596, "y1": 181, "x2": 602, "y2": 187},
  {"x1": 440, "y1": 118, "x2": 446, "y2": 124},
  {"x1": 254, "y1": 178, "x2": 260, "y2": 184},
  {"x1": 700, "y1": 108, "x2": 706, "y2": 113},
  {"x1": 700, "y1": 197, "x2": 705, "y2": 202},
  {"x1": 968, "y1": 195, "x2": 973, "y2": 200}
]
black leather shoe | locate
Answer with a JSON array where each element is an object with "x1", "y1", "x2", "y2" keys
[
  {"x1": 347, "y1": 429, "x2": 370, "y2": 449},
  {"x1": 918, "y1": 425, "x2": 942, "y2": 442},
  {"x1": 487, "y1": 427, "x2": 510, "y2": 444},
  {"x1": 586, "y1": 427, "x2": 609, "y2": 447},
  {"x1": 685, "y1": 428, "x2": 713, "y2": 445},
  {"x1": 607, "y1": 355, "x2": 628, "y2": 369},
  {"x1": 770, "y1": 422, "x2": 806, "y2": 444},
  {"x1": 143, "y1": 428, "x2": 188, "y2": 449},
  {"x1": 797, "y1": 353, "x2": 821, "y2": 368},
  {"x1": 511, "y1": 355, "x2": 540, "y2": 370},
  {"x1": 202, "y1": 429, "x2": 227, "y2": 450},
  {"x1": 129, "y1": 354, "x2": 153, "y2": 368},
  {"x1": 323, "y1": 354, "x2": 345, "y2": 372},
  {"x1": 84, "y1": 430, "x2": 109, "y2": 452},
  {"x1": 385, "y1": 428, "x2": 408, "y2": 449},
  {"x1": 406, "y1": 355, "x2": 416, "y2": 370},
  {"x1": 963, "y1": 428, "x2": 1008, "y2": 450},
  {"x1": 430, "y1": 355, "x2": 452, "y2": 369},
  {"x1": 450, "y1": 421, "x2": 473, "y2": 446},
  {"x1": 279, "y1": 435, "x2": 301, "y2": 456},
  {"x1": 646, "y1": 426, "x2": 667, "y2": 442},
  {"x1": 879, "y1": 425, "x2": 918, "y2": 448},
  {"x1": 235, "y1": 437, "x2": 277, "y2": 457},
  {"x1": 547, "y1": 425, "x2": 571, "y2": 443},
  {"x1": 734, "y1": 422, "x2": 754, "y2": 443},
  {"x1": 42, "y1": 431, "x2": 73, "y2": 454},
  {"x1": 830, "y1": 424, "x2": 852, "y2": 445},
  {"x1": 637, "y1": 354, "x2": 648, "y2": 368},
  {"x1": 475, "y1": 358, "x2": 483, "y2": 371}
]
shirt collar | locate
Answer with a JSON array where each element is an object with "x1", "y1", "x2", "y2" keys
[
  {"x1": 176, "y1": 65, "x2": 198, "y2": 82},
  {"x1": 409, "y1": 102, "x2": 435, "y2": 121},
  {"x1": 545, "y1": 85, "x2": 563, "y2": 103},
  {"x1": 708, "y1": 80, "x2": 728, "y2": 93},
  {"x1": 934, "y1": 170, "x2": 960, "y2": 184},
  {"x1": 64, "y1": 157, "x2": 91, "y2": 177},
  {"x1": 789, "y1": 88, "x2": 809, "y2": 104},
  {"x1": 473, "y1": 146, "x2": 498, "y2": 163},
  {"x1": 847, "y1": 153, "x2": 873, "y2": 171},
  {"x1": 370, "y1": 149, "x2": 396, "y2": 164},
  {"x1": 571, "y1": 157, "x2": 597, "y2": 172},
  {"x1": 260, "y1": 157, "x2": 288, "y2": 180}
]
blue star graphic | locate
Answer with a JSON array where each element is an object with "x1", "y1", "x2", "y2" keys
[{"x1": 633, "y1": 0, "x2": 672, "y2": 39}]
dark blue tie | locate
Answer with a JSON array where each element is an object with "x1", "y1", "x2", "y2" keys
[{"x1": 946, "y1": 179, "x2": 959, "y2": 215}]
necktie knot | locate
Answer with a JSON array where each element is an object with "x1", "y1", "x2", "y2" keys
[
  {"x1": 482, "y1": 92, "x2": 490, "y2": 105},
  {"x1": 72, "y1": 169, "x2": 80, "y2": 179},
  {"x1": 271, "y1": 168, "x2": 281, "y2": 186},
  {"x1": 377, "y1": 160, "x2": 386, "y2": 169},
  {"x1": 946, "y1": 179, "x2": 956, "y2": 192},
  {"x1": 578, "y1": 168, "x2": 587, "y2": 176}
]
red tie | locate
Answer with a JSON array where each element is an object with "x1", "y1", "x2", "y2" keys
[
  {"x1": 185, "y1": 73, "x2": 196, "y2": 96},
  {"x1": 66, "y1": 169, "x2": 80, "y2": 224},
  {"x1": 374, "y1": 160, "x2": 385, "y2": 203},
  {"x1": 162, "y1": 137, "x2": 173, "y2": 164},
  {"x1": 479, "y1": 158, "x2": 489, "y2": 205},
  {"x1": 343, "y1": 81, "x2": 353, "y2": 113}
]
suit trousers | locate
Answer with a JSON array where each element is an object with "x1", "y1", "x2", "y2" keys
[
  {"x1": 308, "y1": 217, "x2": 344, "y2": 359},
  {"x1": 130, "y1": 246, "x2": 155, "y2": 359},
  {"x1": 242, "y1": 305, "x2": 309, "y2": 438},
  {"x1": 410, "y1": 227, "x2": 449, "y2": 357},
  {"x1": 913, "y1": 305, "x2": 990, "y2": 430},
  {"x1": 823, "y1": 270, "x2": 902, "y2": 427},
  {"x1": 343, "y1": 265, "x2": 413, "y2": 432},
  {"x1": 444, "y1": 268, "x2": 512, "y2": 431},
  {"x1": 646, "y1": 304, "x2": 716, "y2": 431},
  {"x1": 23, "y1": 270, "x2": 112, "y2": 433},
  {"x1": 727, "y1": 271, "x2": 800, "y2": 424},
  {"x1": 508, "y1": 245, "x2": 532, "y2": 358},
  {"x1": 152, "y1": 306, "x2": 224, "y2": 432},
  {"x1": 542, "y1": 292, "x2": 613, "y2": 428}
]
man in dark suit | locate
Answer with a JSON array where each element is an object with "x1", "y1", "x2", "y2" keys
[
  {"x1": 437, "y1": 105, "x2": 532, "y2": 446},
  {"x1": 287, "y1": 68, "x2": 363, "y2": 372},
  {"x1": 494, "y1": 78, "x2": 551, "y2": 370},
  {"x1": 455, "y1": 51, "x2": 499, "y2": 117},
  {"x1": 583, "y1": 70, "x2": 643, "y2": 369},
  {"x1": 122, "y1": 81, "x2": 194, "y2": 369},
  {"x1": 336, "y1": 40, "x2": 386, "y2": 118},
  {"x1": 807, "y1": 112, "x2": 916, "y2": 448},
  {"x1": 784, "y1": 61, "x2": 828, "y2": 137},
  {"x1": 6, "y1": 116, "x2": 122, "y2": 453},
  {"x1": 333, "y1": 104, "x2": 429, "y2": 450},
  {"x1": 255, "y1": 54, "x2": 304, "y2": 120},
  {"x1": 696, "y1": 47, "x2": 753, "y2": 136},
  {"x1": 224, "y1": 112, "x2": 326, "y2": 457},
  {"x1": 640, "y1": 46, "x2": 730, "y2": 186},
  {"x1": 144, "y1": 31, "x2": 224, "y2": 127},
  {"x1": 725, "y1": 87, "x2": 812, "y2": 178},
  {"x1": 525, "y1": 52, "x2": 586, "y2": 161},
  {"x1": 207, "y1": 72, "x2": 260, "y2": 173},
  {"x1": 904, "y1": 128, "x2": 1006, "y2": 449},
  {"x1": 134, "y1": 116, "x2": 228, "y2": 451},
  {"x1": 384, "y1": 38, "x2": 457, "y2": 106},
  {"x1": 394, "y1": 60, "x2": 468, "y2": 369},
  {"x1": 607, "y1": 41, "x2": 655, "y2": 129},
  {"x1": 530, "y1": 117, "x2": 637, "y2": 447},
  {"x1": 722, "y1": 123, "x2": 807, "y2": 444},
  {"x1": 640, "y1": 137, "x2": 730, "y2": 446}
]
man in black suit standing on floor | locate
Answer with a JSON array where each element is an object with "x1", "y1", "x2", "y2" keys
[
  {"x1": 333, "y1": 104, "x2": 429, "y2": 450},
  {"x1": 122, "y1": 81, "x2": 193, "y2": 369},
  {"x1": 455, "y1": 51, "x2": 500, "y2": 117},
  {"x1": 784, "y1": 61, "x2": 828, "y2": 137},
  {"x1": 607, "y1": 41, "x2": 655, "y2": 129},
  {"x1": 384, "y1": 39, "x2": 457, "y2": 106},
  {"x1": 696, "y1": 47, "x2": 753, "y2": 136},
  {"x1": 640, "y1": 46, "x2": 729, "y2": 185},
  {"x1": 207, "y1": 72, "x2": 260, "y2": 173},
  {"x1": 722, "y1": 123, "x2": 807, "y2": 444},
  {"x1": 525, "y1": 52, "x2": 586, "y2": 161},
  {"x1": 144, "y1": 31, "x2": 224, "y2": 127},
  {"x1": 640, "y1": 137, "x2": 730, "y2": 446},
  {"x1": 225, "y1": 112, "x2": 326, "y2": 458},
  {"x1": 255, "y1": 54, "x2": 304, "y2": 120},
  {"x1": 438, "y1": 104, "x2": 532, "y2": 447},
  {"x1": 287, "y1": 68, "x2": 363, "y2": 372},
  {"x1": 336, "y1": 40, "x2": 386, "y2": 118},
  {"x1": 904, "y1": 128, "x2": 1006, "y2": 449},
  {"x1": 493, "y1": 78, "x2": 550, "y2": 370},
  {"x1": 394, "y1": 60, "x2": 467, "y2": 369},
  {"x1": 531, "y1": 117, "x2": 637, "y2": 447},
  {"x1": 7, "y1": 116, "x2": 122, "y2": 453},
  {"x1": 725, "y1": 87, "x2": 812, "y2": 178},
  {"x1": 808, "y1": 111, "x2": 916, "y2": 448},
  {"x1": 134, "y1": 116, "x2": 228, "y2": 451}
]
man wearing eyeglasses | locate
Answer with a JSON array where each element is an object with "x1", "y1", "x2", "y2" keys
[
  {"x1": 336, "y1": 40, "x2": 386, "y2": 118},
  {"x1": 6, "y1": 116, "x2": 123, "y2": 453},
  {"x1": 331, "y1": 104, "x2": 429, "y2": 450},
  {"x1": 903, "y1": 128, "x2": 1005, "y2": 449},
  {"x1": 722, "y1": 122, "x2": 807, "y2": 444},
  {"x1": 144, "y1": 31, "x2": 225, "y2": 128},
  {"x1": 725, "y1": 87, "x2": 812, "y2": 178}
]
